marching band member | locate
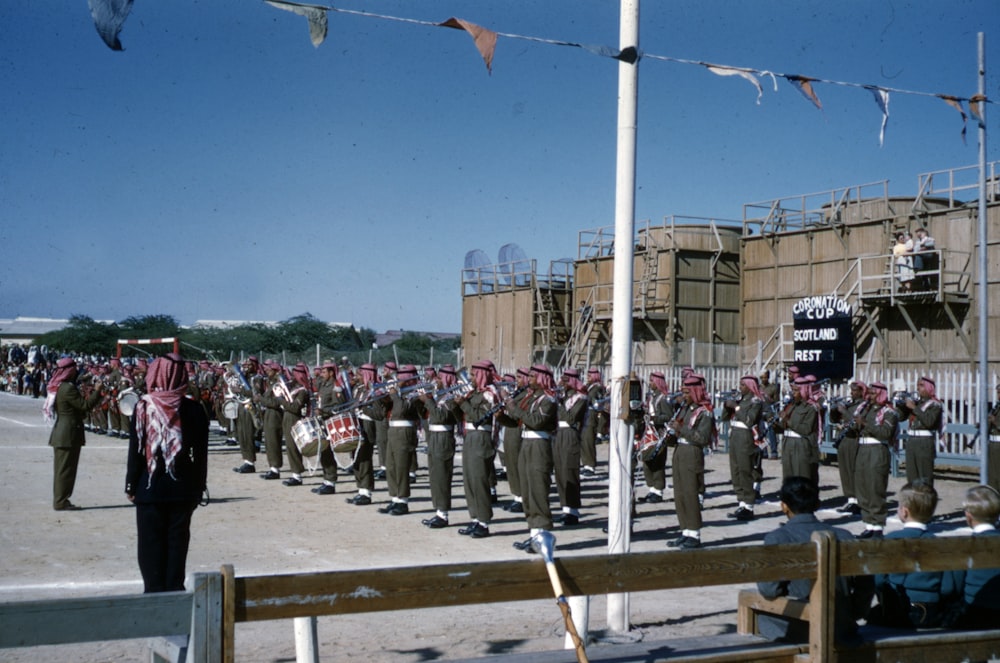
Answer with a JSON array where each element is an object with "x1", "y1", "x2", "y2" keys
[
  {"x1": 257, "y1": 360, "x2": 286, "y2": 482},
  {"x1": 276, "y1": 362, "x2": 312, "y2": 487},
  {"x1": 988, "y1": 385, "x2": 1000, "y2": 493},
  {"x1": 495, "y1": 368, "x2": 530, "y2": 514},
  {"x1": 454, "y1": 360, "x2": 500, "y2": 537},
  {"x1": 832, "y1": 381, "x2": 868, "y2": 515},
  {"x1": 503, "y1": 365, "x2": 558, "y2": 554},
  {"x1": 553, "y1": 368, "x2": 588, "y2": 526},
  {"x1": 231, "y1": 357, "x2": 262, "y2": 475},
  {"x1": 724, "y1": 375, "x2": 765, "y2": 521},
  {"x1": 345, "y1": 363, "x2": 384, "y2": 506},
  {"x1": 311, "y1": 361, "x2": 347, "y2": 496},
  {"x1": 638, "y1": 371, "x2": 676, "y2": 505},
  {"x1": 902, "y1": 377, "x2": 943, "y2": 488},
  {"x1": 373, "y1": 361, "x2": 397, "y2": 481},
  {"x1": 580, "y1": 367, "x2": 607, "y2": 477},
  {"x1": 378, "y1": 364, "x2": 424, "y2": 515},
  {"x1": 855, "y1": 382, "x2": 898, "y2": 539},
  {"x1": 419, "y1": 364, "x2": 462, "y2": 528},
  {"x1": 777, "y1": 376, "x2": 821, "y2": 488},
  {"x1": 667, "y1": 374, "x2": 716, "y2": 549}
]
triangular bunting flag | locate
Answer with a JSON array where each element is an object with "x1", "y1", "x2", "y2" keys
[
  {"x1": 866, "y1": 86, "x2": 890, "y2": 147},
  {"x1": 785, "y1": 75, "x2": 822, "y2": 110},
  {"x1": 938, "y1": 95, "x2": 968, "y2": 144},
  {"x1": 969, "y1": 93, "x2": 986, "y2": 124},
  {"x1": 87, "y1": 0, "x2": 134, "y2": 51},
  {"x1": 707, "y1": 65, "x2": 764, "y2": 104},
  {"x1": 266, "y1": 1, "x2": 329, "y2": 48},
  {"x1": 439, "y1": 17, "x2": 497, "y2": 73}
]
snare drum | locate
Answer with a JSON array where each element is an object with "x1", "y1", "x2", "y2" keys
[
  {"x1": 635, "y1": 423, "x2": 664, "y2": 462},
  {"x1": 117, "y1": 389, "x2": 140, "y2": 417},
  {"x1": 222, "y1": 398, "x2": 240, "y2": 420},
  {"x1": 325, "y1": 412, "x2": 362, "y2": 453},
  {"x1": 291, "y1": 417, "x2": 328, "y2": 458}
]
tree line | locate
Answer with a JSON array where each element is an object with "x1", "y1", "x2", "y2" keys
[{"x1": 32, "y1": 313, "x2": 460, "y2": 367}]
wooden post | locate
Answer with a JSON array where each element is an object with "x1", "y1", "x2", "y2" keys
[
  {"x1": 808, "y1": 530, "x2": 836, "y2": 663},
  {"x1": 221, "y1": 564, "x2": 236, "y2": 663},
  {"x1": 187, "y1": 572, "x2": 222, "y2": 663}
]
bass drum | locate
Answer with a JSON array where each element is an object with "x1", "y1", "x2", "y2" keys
[
  {"x1": 292, "y1": 417, "x2": 328, "y2": 459},
  {"x1": 222, "y1": 399, "x2": 240, "y2": 421},
  {"x1": 117, "y1": 389, "x2": 140, "y2": 418}
]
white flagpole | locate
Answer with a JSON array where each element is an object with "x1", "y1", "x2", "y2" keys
[{"x1": 607, "y1": 0, "x2": 640, "y2": 634}]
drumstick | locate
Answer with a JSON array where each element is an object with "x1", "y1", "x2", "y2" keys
[{"x1": 534, "y1": 531, "x2": 589, "y2": 663}]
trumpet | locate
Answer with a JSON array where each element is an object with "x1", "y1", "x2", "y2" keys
[
  {"x1": 715, "y1": 389, "x2": 740, "y2": 404},
  {"x1": 473, "y1": 384, "x2": 528, "y2": 427}
]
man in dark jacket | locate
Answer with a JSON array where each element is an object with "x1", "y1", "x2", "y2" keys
[{"x1": 125, "y1": 353, "x2": 208, "y2": 593}]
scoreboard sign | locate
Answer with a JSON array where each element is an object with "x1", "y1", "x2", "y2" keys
[{"x1": 791, "y1": 295, "x2": 854, "y2": 381}]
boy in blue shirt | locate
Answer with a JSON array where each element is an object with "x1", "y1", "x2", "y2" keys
[{"x1": 943, "y1": 485, "x2": 1000, "y2": 629}]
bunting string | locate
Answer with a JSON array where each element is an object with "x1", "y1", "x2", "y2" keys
[{"x1": 87, "y1": 0, "x2": 994, "y2": 145}]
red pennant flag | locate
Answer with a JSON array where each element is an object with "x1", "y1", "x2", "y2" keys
[
  {"x1": 969, "y1": 93, "x2": 986, "y2": 123},
  {"x1": 938, "y1": 95, "x2": 968, "y2": 144},
  {"x1": 439, "y1": 17, "x2": 497, "y2": 74},
  {"x1": 785, "y1": 75, "x2": 823, "y2": 110}
]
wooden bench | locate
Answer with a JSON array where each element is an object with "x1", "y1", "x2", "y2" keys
[
  {"x1": 220, "y1": 542, "x2": 820, "y2": 662},
  {"x1": 737, "y1": 531, "x2": 1000, "y2": 662}
]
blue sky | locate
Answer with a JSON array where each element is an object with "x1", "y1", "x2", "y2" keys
[{"x1": 1, "y1": 0, "x2": 996, "y2": 333}]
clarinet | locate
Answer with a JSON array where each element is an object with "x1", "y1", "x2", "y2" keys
[
  {"x1": 832, "y1": 400, "x2": 868, "y2": 448},
  {"x1": 474, "y1": 386, "x2": 528, "y2": 427}
]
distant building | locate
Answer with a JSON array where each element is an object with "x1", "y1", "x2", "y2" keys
[
  {"x1": 0, "y1": 317, "x2": 69, "y2": 346},
  {"x1": 375, "y1": 329, "x2": 461, "y2": 348}
]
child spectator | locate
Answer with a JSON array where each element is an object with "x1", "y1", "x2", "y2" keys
[
  {"x1": 943, "y1": 485, "x2": 1000, "y2": 629},
  {"x1": 869, "y1": 481, "x2": 948, "y2": 628}
]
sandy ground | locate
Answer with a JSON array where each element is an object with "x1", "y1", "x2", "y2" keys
[{"x1": 0, "y1": 390, "x2": 983, "y2": 662}]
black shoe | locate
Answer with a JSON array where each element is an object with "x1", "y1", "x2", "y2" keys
[
  {"x1": 495, "y1": 469, "x2": 508, "y2": 481},
  {"x1": 282, "y1": 477, "x2": 302, "y2": 487},
  {"x1": 668, "y1": 536, "x2": 701, "y2": 549},
  {"x1": 730, "y1": 507, "x2": 755, "y2": 521},
  {"x1": 378, "y1": 502, "x2": 395, "y2": 514},
  {"x1": 389, "y1": 502, "x2": 409, "y2": 516},
  {"x1": 512, "y1": 538, "x2": 538, "y2": 554},
  {"x1": 837, "y1": 503, "x2": 862, "y2": 515},
  {"x1": 374, "y1": 469, "x2": 386, "y2": 480},
  {"x1": 313, "y1": 484, "x2": 336, "y2": 495},
  {"x1": 506, "y1": 501, "x2": 524, "y2": 513},
  {"x1": 559, "y1": 514, "x2": 580, "y2": 527},
  {"x1": 490, "y1": 493, "x2": 499, "y2": 504},
  {"x1": 754, "y1": 490, "x2": 762, "y2": 502},
  {"x1": 858, "y1": 529, "x2": 883, "y2": 539},
  {"x1": 639, "y1": 492, "x2": 663, "y2": 503},
  {"x1": 260, "y1": 470, "x2": 280, "y2": 480},
  {"x1": 233, "y1": 463, "x2": 255, "y2": 474},
  {"x1": 54, "y1": 502, "x2": 83, "y2": 511},
  {"x1": 346, "y1": 494, "x2": 372, "y2": 506},
  {"x1": 422, "y1": 516, "x2": 449, "y2": 529},
  {"x1": 225, "y1": 438, "x2": 238, "y2": 446},
  {"x1": 458, "y1": 523, "x2": 479, "y2": 535},
  {"x1": 470, "y1": 524, "x2": 490, "y2": 538}
]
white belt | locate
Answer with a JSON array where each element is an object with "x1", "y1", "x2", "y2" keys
[
  {"x1": 859, "y1": 437, "x2": 883, "y2": 445},
  {"x1": 522, "y1": 431, "x2": 551, "y2": 440},
  {"x1": 428, "y1": 425, "x2": 454, "y2": 432},
  {"x1": 358, "y1": 414, "x2": 373, "y2": 422},
  {"x1": 558, "y1": 421, "x2": 575, "y2": 429},
  {"x1": 731, "y1": 421, "x2": 749, "y2": 430},
  {"x1": 677, "y1": 438, "x2": 692, "y2": 445},
  {"x1": 389, "y1": 420, "x2": 416, "y2": 428},
  {"x1": 465, "y1": 423, "x2": 492, "y2": 433},
  {"x1": 989, "y1": 435, "x2": 1000, "y2": 443},
  {"x1": 908, "y1": 430, "x2": 934, "y2": 437},
  {"x1": 784, "y1": 430, "x2": 802, "y2": 439}
]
